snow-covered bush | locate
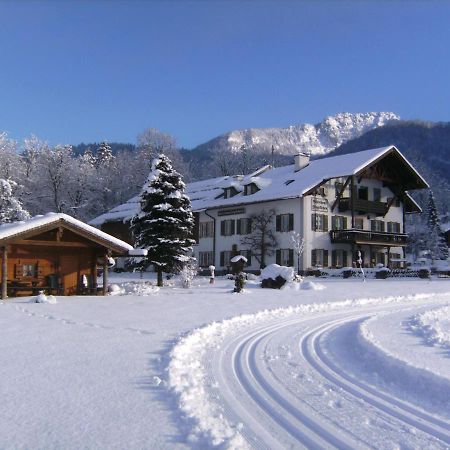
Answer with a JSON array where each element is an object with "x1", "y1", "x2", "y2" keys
[
  {"x1": 260, "y1": 264, "x2": 294, "y2": 289},
  {"x1": 233, "y1": 272, "x2": 246, "y2": 293},
  {"x1": 179, "y1": 261, "x2": 197, "y2": 289}
]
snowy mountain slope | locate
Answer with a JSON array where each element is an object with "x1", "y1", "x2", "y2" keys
[{"x1": 191, "y1": 112, "x2": 400, "y2": 157}]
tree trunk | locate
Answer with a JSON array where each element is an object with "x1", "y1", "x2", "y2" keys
[{"x1": 157, "y1": 270, "x2": 163, "y2": 287}]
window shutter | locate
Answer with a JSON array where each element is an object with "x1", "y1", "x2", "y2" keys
[
  {"x1": 323, "y1": 250, "x2": 329, "y2": 268},
  {"x1": 230, "y1": 220, "x2": 235, "y2": 235},
  {"x1": 289, "y1": 214, "x2": 294, "y2": 231},
  {"x1": 247, "y1": 218, "x2": 252, "y2": 233},
  {"x1": 343, "y1": 250, "x2": 348, "y2": 267},
  {"x1": 220, "y1": 252, "x2": 225, "y2": 267},
  {"x1": 343, "y1": 217, "x2": 348, "y2": 229},
  {"x1": 288, "y1": 249, "x2": 294, "y2": 267},
  {"x1": 276, "y1": 249, "x2": 281, "y2": 265},
  {"x1": 236, "y1": 219, "x2": 242, "y2": 235},
  {"x1": 276, "y1": 215, "x2": 281, "y2": 232},
  {"x1": 246, "y1": 251, "x2": 252, "y2": 266},
  {"x1": 381, "y1": 221, "x2": 385, "y2": 232},
  {"x1": 331, "y1": 216, "x2": 336, "y2": 230},
  {"x1": 221, "y1": 221, "x2": 225, "y2": 236},
  {"x1": 311, "y1": 249, "x2": 317, "y2": 267},
  {"x1": 370, "y1": 220, "x2": 375, "y2": 231},
  {"x1": 332, "y1": 250, "x2": 336, "y2": 267},
  {"x1": 323, "y1": 215, "x2": 329, "y2": 231},
  {"x1": 311, "y1": 214, "x2": 316, "y2": 231}
]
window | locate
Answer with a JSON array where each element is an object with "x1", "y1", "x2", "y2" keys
[
  {"x1": 244, "y1": 183, "x2": 259, "y2": 195},
  {"x1": 311, "y1": 213, "x2": 328, "y2": 232},
  {"x1": 276, "y1": 249, "x2": 294, "y2": 266},
  {"x1": 332, "y1": 249, "x2": 347, "y2": 268},
  {"x1": 354, "y1": 218, "x2": 364, "y2": 230},
  {"x1": 311, "y1": 249, "x2": 328, "y2": 268},
  {"x1": 335, "y1": 182, "x2": 343, "y2": 197},
  {"x1": 220, "y1": 219, "x2": 235, "y2": 236},
  {"x1": 315, "y1": 187, "x2": 327, "y2": 197},
  {"x1": 358, "y1": 186, "x2": 368, "y2": 200},
  {"x1": 199, "y1": 221, "x2": 214, "y2": 238},
  {"x1": 198, "y1": 251, "x2": 214, "y2": 267},
  {"x1": 373, "y1": 188, "x2": 381, "y2": 202},
  {"x1": 223, "y1": 187, "x2": 238, "y2": 199},
  {"x1": 220, "y1": 251, "x2": 232, "y2": 267},
  {"x1": 22, "y1": 264, "x2": 36, "y2": 277},
  {"x1": 276, "y1": 214, "x2": 294, "y2": 232},
  {"x1": 239, "y1": 250, "x2": 252, "y2": 266},
  {"x1": 387, "y1": 222, "x2": 401, "y2": 233},
  {"x1": 371, "y1": 220, "x2": 385, "y2": 232},
  {"x1": 236, "y1": 218, "x2": 252, "y2": 235},
  {"x1": 331, "y1": 215, "x2": 348, "y2": 230}
]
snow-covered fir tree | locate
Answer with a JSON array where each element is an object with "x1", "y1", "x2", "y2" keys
[
  {"x1": 130, "y1": 154, "x2": 195, "y2": 286},
  {"x1": 0, "y1": 179, "x2": 30, "y2": 223},
  {"x1": 425, "y1": 190, "x2": 448, "y2": 261},
  {"x1": 95, "y1": 141, "x2": 114, "y2": 167}
]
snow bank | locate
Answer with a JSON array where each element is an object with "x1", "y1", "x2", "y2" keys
[
  {"x1": 408, "y1": 305, "x2": 450, "y2": 349},
  {"x1": 108, "y1": 281, "x2": 159, "y2": 296},
  {"x1": 33, "y1": 292, "x2": 57, "y2": 304},
  {"x1": 168, "y1": 292, "x2": 446, "y2": 449},
  {"x1": 300, "y1": 280, "x2": 326, "y2": 290}
]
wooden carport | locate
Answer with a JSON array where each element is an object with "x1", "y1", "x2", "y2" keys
[{"x1": 0, "y1": 213, "x2": 134, "y2": 299}]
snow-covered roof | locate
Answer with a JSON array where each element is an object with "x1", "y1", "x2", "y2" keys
[
  {"x1": 90, "y1": 145, "x2": 428, "y2": 226},
  {"x1": 0, "y1": 213, "x2": 133, "y2": 253}
]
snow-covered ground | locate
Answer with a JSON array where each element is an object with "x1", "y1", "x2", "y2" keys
[{"x1": 1, "y1": 275, "x2": 449, "y2": 449}]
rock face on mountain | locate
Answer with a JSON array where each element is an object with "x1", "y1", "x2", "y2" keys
[{"x1": 193, "y1": 112, "x2": 400, "y2": 157}]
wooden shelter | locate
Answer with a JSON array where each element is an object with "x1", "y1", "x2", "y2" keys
[{"x1": 0, "y1": 213, "x2": 134, "y2": 298}]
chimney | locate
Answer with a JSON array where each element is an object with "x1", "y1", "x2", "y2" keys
[{"x1": 295, "y1": 152, "x2": 310, "y2": 171}]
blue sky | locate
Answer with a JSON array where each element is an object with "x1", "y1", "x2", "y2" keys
[{"x1": 1, "y1": 1, "x2": 450, "y2": 148}]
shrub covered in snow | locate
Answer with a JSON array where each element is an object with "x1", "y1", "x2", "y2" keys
[{"x1": 260, "y1": 264, "x2": 294, "y2": 289}]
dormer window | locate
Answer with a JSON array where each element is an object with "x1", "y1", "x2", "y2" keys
[
  {"x1": 223, "y1": 187, "x2": 239, "y2": 199},
  {"x1": 244, "y1": 183, "x2": 259, "y2": 196}
]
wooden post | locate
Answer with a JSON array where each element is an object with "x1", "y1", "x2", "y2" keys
[
  {"x1": 1, "y1": 246, "x2": 7, "y2": 300},
  {"x1": 102, "y1": 253, "x2": 108, "y2": 296}
]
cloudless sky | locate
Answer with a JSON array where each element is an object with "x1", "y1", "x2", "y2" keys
[{"x1": 1, "y1": 0, "x2": 450, "y2": 148}]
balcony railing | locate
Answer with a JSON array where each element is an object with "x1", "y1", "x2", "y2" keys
[
  {"x1": 338, "y1": 197, "x2": 387, "y2": 215},
  {"x1": 329, "y1": 229, "x2": 408, "y2": 246}
]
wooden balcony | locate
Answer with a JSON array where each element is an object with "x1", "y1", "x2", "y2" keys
[
  {"x1": 329, "y1": 229, "x2": 408, "y2": 246},
  {"x1": 338, "y1": 197, "x2": 387, "y2": 215}
]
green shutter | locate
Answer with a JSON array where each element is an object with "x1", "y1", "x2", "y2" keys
[
  {"x1": 343, "y1": 217, "x2": 348, "y2": 229},
  {"x1": 276, "y1": 249, "x2": 281, "y2": 265},
  {"x1": 323, "y1": 250, "x2": 329, "y2": 268},
  {"x1": 342, "y1": 250, "x2": 348, "y2": 267},
  {"x1": 236, "y1": 219, "x2": 242, "y2": 235},
  {"x1": 289, "y1": 214, "x2": 294, "y2": 231},
  {"x1": 221, "y1": 221, "x2": 225, "y2": 236},
  {"x1": 311, "y1": 214, "x2": 316, "y2": 231},
  {"x1": 276, "y1": 215, "x2": 281, "y2": 232},
  {"x1": 230, "y1": 220, "x2": 235, "y2": 235},
  {"x1": 220, "y1": 252, "x2": 224, "y2": 267},
  {"x1": 332, "y1": 250, "x2": 336, "y2": 267},
  {"x1": 323, "y1": 215, "x2": 329, "y2": 231},
  {"x1": 247, "y1": 251, "x2": 252, "y2": 266},
  {"x1": 311, "y1": 249, "x2": 317, "y2": 267},
  {"x1": 288, "y1": 249, "x2": 294, "y2": 267}
]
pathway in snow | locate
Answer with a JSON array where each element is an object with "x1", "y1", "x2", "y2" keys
[{"x1": 169, "y1": 294, "x2": 450, "y2": 449}]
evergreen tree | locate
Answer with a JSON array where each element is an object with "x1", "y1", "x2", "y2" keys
[
  {"x1": 95, "y1": 141, "x2": 114, "y2": 167},
  {"x1": 130, "y1": 154, "x2": 195, "y2": 286},
  {"x1": 425, "y1": 190, "x2": 448, "y2": 261},
  {"x1": 0, "y1": 179, "x2": 30, "y2": 223}
]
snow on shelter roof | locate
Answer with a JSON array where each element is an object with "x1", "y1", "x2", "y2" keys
[
  {"x1": 0, "y1": 213, "x2": 133, "y2": 253},
  {"x1": 90, "y1": 145, "x2": 428, "y2": 226}
]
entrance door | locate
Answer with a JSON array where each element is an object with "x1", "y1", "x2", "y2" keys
[{"x1": 59, "y1": 254, "x2": 80, "y2": 295}]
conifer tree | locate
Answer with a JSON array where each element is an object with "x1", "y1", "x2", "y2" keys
[
  {"x1": 0, "y1": 179, "x2": 30, "y2": 223},
  {"x1": 425, "y1": 190, "x2": 448, "y2": 261},
  {"x1": 130, "y1": 154, "x2": 195, "y2": 286},
  {"x1": 95, "y1": 141, "x2": 114, "y2": 167}
]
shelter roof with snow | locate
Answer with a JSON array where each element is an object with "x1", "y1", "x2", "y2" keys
[{"x1": 91, "y1": 145, "x2": 428, "y2": 227}]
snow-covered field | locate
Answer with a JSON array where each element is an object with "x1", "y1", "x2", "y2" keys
[{"x1": 1, "y1": 275, "x2": 450, "y2": 449}]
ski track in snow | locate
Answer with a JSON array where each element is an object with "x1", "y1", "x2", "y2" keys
[{"x1": 169, "y1": 293, "x2": 450, "y2": 449}]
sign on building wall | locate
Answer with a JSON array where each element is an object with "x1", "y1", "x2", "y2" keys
[
  {"x1": 218, "y1": 207, "x2": 246, "y2": 216},
  {"x1": 311, "y1": 197, "x2": 329, "y2": 213}
]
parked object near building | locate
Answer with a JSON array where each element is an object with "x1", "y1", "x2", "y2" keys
[
  {"x1": 91, "y1": 146, "x2": 428, "y2": 274},
  {"x1": 0, "y1": 213, "x2": 135, "y2": 298}
]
